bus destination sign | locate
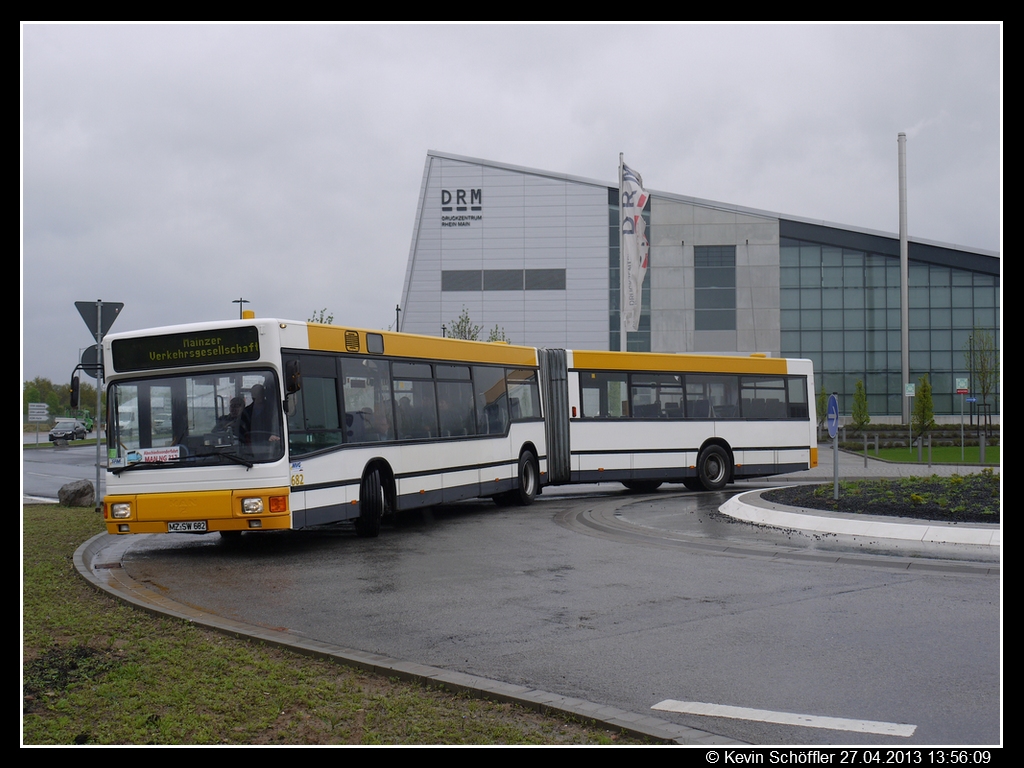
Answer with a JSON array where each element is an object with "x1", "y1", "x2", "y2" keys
[{"x1": 112, "y1": 326, "x2": 260, "y2": 372}]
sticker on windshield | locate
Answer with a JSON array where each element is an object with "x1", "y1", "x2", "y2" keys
[{"x1": 126, "y1": 446, "x2": 183, "y2": 464}]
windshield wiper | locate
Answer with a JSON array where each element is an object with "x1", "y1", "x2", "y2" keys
[
  {"x1": 110, "y1": 460, "x2": 181, "y2": 475},
  {"x1": 110, "y1": 453, "x2": 254, "y2": 474},
  {"x1": 210, "y1": 452, "x2": 254, "y2": 469}
]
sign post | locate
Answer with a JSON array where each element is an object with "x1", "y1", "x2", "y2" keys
[
  {"x1": 827, "y1": 393, "x2": 840, "y2": 500},
  {"x1": 75, "y1": 300, "x2": 123, "y2": 512},
  {"x1": 905, "y1": 382, "x2": 916, "y2": 455},
  {"x1": 955, "y1": 378, "x2": 969, "y2": 461},
  {"x1": 965, "y1": 397, "x2": 978, "y2": 463},
  {"x1": 28, "y1": 402, "x2": 49, "y2": 445}
]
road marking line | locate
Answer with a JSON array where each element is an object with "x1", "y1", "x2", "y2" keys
[{"x1": 652, "y1": 699, "x2": 916, "y2": 737}]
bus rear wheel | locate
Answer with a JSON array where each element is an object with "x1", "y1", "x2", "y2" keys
[
  {"x1": 356, "y1": 468, "x2": 385, "y2": 538},
  {"x1": 512, "y1": 451, "x2": 538, "y2": 506},
  {"x1": 697, "y1": 445, "x2": 731, "y2": 491}
]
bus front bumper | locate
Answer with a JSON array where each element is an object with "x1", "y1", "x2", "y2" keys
[{"x1": 103, "y1": 487, "x2": 291, "y2": 535}]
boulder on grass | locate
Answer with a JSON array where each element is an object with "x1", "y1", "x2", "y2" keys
[{"x1": 58, "y1": 480, "x2": 95, "y2": 508}]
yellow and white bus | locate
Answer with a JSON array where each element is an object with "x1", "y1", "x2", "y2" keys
[
  {"x1": 102, "y1": 318, "x2": 545, "y2": 537},
  {"x1": 100, "y1": 317, "x2": 816, "y2": 537},
  {"x1": 547, "y1": 350, "x2": 817, "y2": 493}
]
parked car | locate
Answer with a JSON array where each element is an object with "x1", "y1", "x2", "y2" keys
[{"x1": 49, "y1": 419, "x2": 88, "y2": 441}]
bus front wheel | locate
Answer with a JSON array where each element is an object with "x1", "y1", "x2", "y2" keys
[
  {"x1": 513, "y1": 451, "x2": 538, "y2": 506},
  {"x1": 356, "y1": 468, "x2": 384, "y2": 538},
  {"x1": 697, "y1": 445, "x2": 731, "y2": 491}
]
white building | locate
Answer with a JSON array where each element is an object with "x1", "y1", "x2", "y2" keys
[{"x1": 399, "y1": 151, "x2": 999, "y2": 417}]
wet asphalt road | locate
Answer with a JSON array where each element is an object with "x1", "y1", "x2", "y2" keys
[{"x1": 113, "y1": 484, "x2": 1000, "y2": 745}]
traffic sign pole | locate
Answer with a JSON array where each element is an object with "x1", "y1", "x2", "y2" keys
[
  {"x1": 76, "y1": 300, "x2": 123, "y2": 512},
  {"x1": 955, "y1": 378, "x2": 969, "y2": 461},
  {"x1": 827, "y1": 393, "x2": 840, "y2": 500},
  {"x1": 905, "y1": 382, "x2": 916, "y2": 456},
  {"x1": 29, "y1": 402, "x2": 49, "y2": 446}
]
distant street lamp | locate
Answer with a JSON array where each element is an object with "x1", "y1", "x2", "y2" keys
[{"x1": 233, "y1": 297, "x2": 250, "y2": 319}]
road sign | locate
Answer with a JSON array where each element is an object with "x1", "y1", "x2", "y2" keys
[
  {"x1": 80, "y1": 344, "x2": 102, "y2": 380},
  {"x1": 28, "y1": 403, "x2": 49, "y2": 422},
  {"x1": 966, "y1": 397, "x2": 977, "y2": 403},
  {"x1": 75, "y1": 300, "x2": 124, "y2": 339},
  {"x1": 905, "y1": 383, "x2": 916, "y2": 397},
  {"x1": 955, "y1": 377, "x2": 969, "y2": 395},
  {"x1": 827, "y1": 394, "x2": 840, "y2": 439}
]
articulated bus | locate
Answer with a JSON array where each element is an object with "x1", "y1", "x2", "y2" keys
[{"x1": 100, "y1": 317, "x2": 816, "y2": 537}]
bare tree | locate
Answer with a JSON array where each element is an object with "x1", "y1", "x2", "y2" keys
[
  {"x1": 964, "y1": 327, "x2": 999, "y2": 430},
  {"x1": 447, "y1": 307, "x2": 481, "y2": 340},
  {"x1": 308, "y1": 308, "x2": 334, "y2": 325},
  {"x1": 487, "y1": 324, "x2": 510, "y2": 343}
]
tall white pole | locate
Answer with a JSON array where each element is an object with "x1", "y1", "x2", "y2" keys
[
  {"x1": 898, "y1": 133, "x2": 910, "y2": 426},
  {"x1": 618, "y1": 152, "x2": 626, "y2": 351},
  {"x1": 95, "y1": 301, "x2": 104, "y2": 513}
]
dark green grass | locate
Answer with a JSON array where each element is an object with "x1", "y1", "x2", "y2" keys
[{"x1": 852, "y1": 445, "x2": 999, "y2": 464}]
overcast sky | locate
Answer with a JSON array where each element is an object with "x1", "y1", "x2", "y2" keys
[{"x1": 21, "y1": 23, "x2": 1001, "y2": 385}]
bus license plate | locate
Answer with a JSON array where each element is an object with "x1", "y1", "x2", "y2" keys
[{"x1": 168, "y1": 521, "x2": 208, "y2": 533}]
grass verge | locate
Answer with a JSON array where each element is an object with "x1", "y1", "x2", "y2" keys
[
  {"x1": 23, "y1": 505, "x2": 654, "y2": 745},
  {"x1": 848, "y1": 445, "x2": 999, "y2": 464}
]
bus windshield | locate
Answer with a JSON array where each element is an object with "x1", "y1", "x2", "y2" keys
[{"x1": 108, "y1": 368, "x2": 284, "y2": 469}]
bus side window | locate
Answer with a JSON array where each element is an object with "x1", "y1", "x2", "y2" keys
[
  {"x1": 437, "y1": 379, "x2": 475, "y2": 437},
  {"x1": 580, "y1": 371, "x2": 628, "y2": 419},
  {"x1": 293, "y1": 375, "x2": 343, "y2": 453},
  {"x1": 787, "y1": 377, "x2": 809, "y2": 419},
  {"x1": 287, "y1": 354, "x2": 344, "y2": 455},
  {"x1": 506, "y1": 369, "x2": 541, "y2": 421},
  {"x1": 342, "y1": 357, "x2": 394, "y2": 443},
  {"x1": 473, "y1": 366, "x2": 508, "y2": 435}
]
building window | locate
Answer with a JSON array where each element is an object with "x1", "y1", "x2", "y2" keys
[
  {"x1": 524, "y1": 269, "x2": 566, "y2": 290},
  {"x1": 695, "y1": 246, "x2": 736, "y2": 331},
  {"x1": 441, "y1": 269, "x2": 565, "y2": 292},
  {"x1": 483, "y1": 270, "x2": 525, "y2": 291},
  {"x1": 442, "y1": 271, "x2": 482, "y2": 291}
]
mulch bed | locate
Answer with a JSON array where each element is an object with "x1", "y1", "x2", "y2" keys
[{"x1": 760, "y1": 472, "x2": 1000, "y2": 524}]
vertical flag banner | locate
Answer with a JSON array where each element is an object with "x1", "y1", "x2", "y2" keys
[{"x1": 620, "y1": 161, "x2": 649, "y2": 338}]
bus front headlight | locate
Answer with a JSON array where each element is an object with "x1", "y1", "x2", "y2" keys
[
  {"x1": 241, "y1": 497, "x2": 264, "y2": 515},
  {"x1": 111, "y1": 502, "x2": 132, "y2": 519}
]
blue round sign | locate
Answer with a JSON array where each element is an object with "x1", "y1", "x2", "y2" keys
[{"x1": 827, "y1": 394, "x2": 840, "y2": 439}]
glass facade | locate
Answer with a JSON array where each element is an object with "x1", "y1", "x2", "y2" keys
[
  {"x1": 608, "y1": 187, "x2": 651, "y2": 351},
  {"x1": 780, "y1": 236, "x2": 999, "y2": 416}
]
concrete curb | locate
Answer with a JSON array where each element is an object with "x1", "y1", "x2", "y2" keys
[{"x1": 720, "y1": 488, "x2": 1001, "y2": 548}]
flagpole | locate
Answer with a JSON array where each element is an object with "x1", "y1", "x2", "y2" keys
[{"x1": 619, "y1": 152, "x2": 626, "y2": 351}]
